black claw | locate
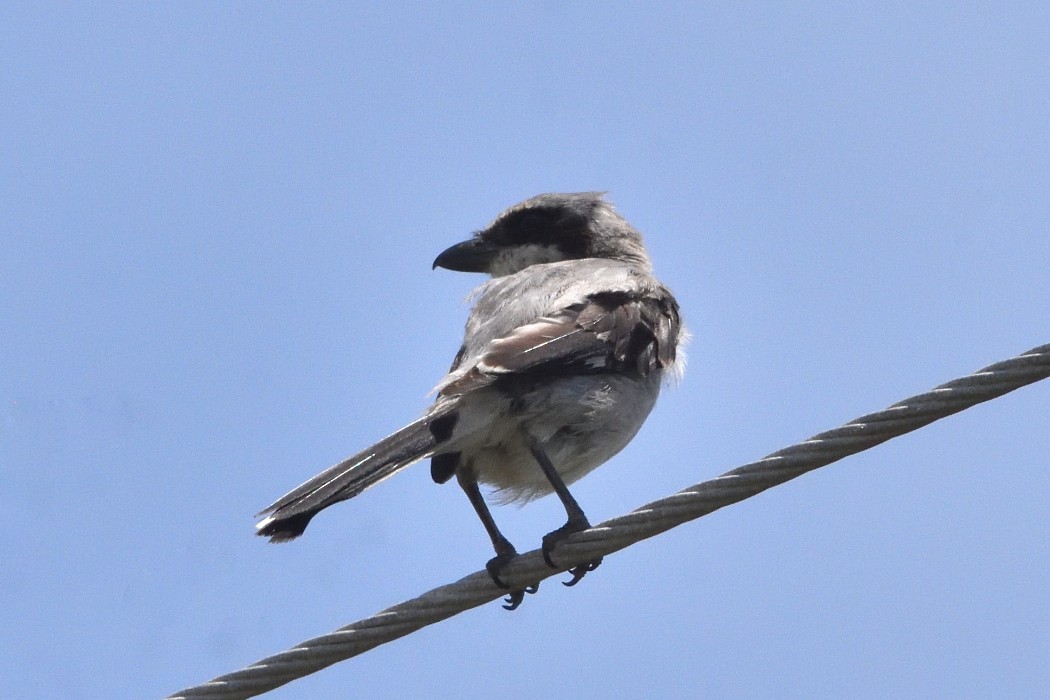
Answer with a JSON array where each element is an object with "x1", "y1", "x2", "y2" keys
[
  {"x1": 501, "y1": 583, "x2": 539, "y2": 611},
  {"x1": 540, "y1": 518, "x2": 602, "y2": 586},
  {"x1": 562, "y1": 558, "x2": 603, "y2": 587},
  {"x1": 563, "y1": 570, "x2": 585, "y2": 587},
  {"x1": 486, "y1": 549, "x2": 538, "y2": 611}
]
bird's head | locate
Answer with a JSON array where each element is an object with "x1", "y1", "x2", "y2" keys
[{"x1": 433, "y1": 192, "x2": 652, "y2": 277}]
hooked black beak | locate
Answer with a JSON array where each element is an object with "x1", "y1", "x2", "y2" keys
[{"x1": 432, "y1": 237, "x2": 500, "y2": 272}]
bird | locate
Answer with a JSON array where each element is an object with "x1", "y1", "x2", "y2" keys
[{"x1": 256, "y1": 192, "x2": 685, "y2": 609}]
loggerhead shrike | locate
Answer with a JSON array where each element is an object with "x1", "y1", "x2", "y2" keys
[{"x1": 256, "y1": 192, "x2": 685, "y2": 609}]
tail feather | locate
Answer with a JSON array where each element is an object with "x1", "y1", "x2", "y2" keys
[{"x1": 256, "y1": 406, "x2": 454, "y2": 542}]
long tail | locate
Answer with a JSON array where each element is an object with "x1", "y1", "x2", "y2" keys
[{"x1": 255, "y1": 405, "x2": 455, "y2": 542}]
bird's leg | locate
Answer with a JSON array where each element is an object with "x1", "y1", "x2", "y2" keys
[
  {"x1": 456, "y1": 468, "x2": 538, "y2": 610},
  {"x1": 528, "y1": 443, "x2": 603, "y2": 586}
]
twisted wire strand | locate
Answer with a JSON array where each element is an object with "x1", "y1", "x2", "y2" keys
[{"x1": 168, "y1": 342, "x2": 1050, "y2": 700}]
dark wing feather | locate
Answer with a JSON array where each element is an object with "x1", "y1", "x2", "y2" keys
[{"x1": 442, "y1": 289, "x2": 681, "y2": 395}]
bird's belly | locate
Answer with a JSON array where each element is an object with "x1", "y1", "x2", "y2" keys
[{"x1": 471, "y1": 373, "x2": 662, "y2": 503}]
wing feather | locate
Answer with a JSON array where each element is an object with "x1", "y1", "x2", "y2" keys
[{"x1": 441, "y1": 289, "x2": 681, "y2": 396}]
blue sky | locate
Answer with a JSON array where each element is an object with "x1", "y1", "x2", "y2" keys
[{"x1": 3, "y1": 3, "x2": 1049, "y2": 698}]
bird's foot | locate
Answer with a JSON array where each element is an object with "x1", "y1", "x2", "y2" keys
[
  {"x1": 541, "y1": 518, "x2": 603, "y2": 586},
  {"x1": 486, "y1": 550, "x2": 539, "y2": 611}
]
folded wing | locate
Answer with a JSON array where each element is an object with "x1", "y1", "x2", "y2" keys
[{"x1": 440, "y1": 289, "x2": 681, "y2": 396}]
